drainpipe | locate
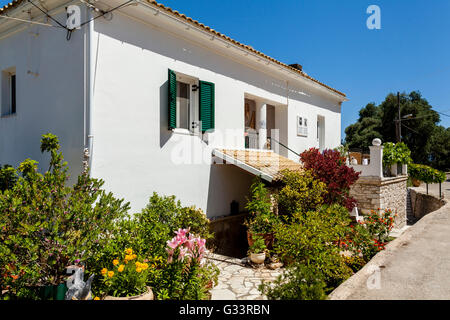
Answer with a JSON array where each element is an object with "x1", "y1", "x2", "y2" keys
[{"x1": 84, "y1": 5, "x2": 94, "y2": 173}]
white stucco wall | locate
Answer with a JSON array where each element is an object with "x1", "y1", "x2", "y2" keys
[
  {"x1": 90, "y1": 11, "x2": 344, "y2": 217},
  {"x1": 0, "y1": 11, "x2": 86, "y2": 180}
]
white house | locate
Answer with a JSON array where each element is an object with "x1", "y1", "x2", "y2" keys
[{"x1": 0, "y1": 0, "x2": 347, "y2": 218}]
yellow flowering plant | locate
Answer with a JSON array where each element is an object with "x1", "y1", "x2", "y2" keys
[{"x1": 98, "y1": 248, "x2": 154, "y2": 298}]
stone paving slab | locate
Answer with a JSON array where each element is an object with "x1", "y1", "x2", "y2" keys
[{"x1": 207, "y1": 253, "x2": 283, "y2": 300}]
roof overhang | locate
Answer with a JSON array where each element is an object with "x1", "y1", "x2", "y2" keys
[
  {"x1": 212, "y1": 149, "x2": 303, "y2": 183},
  {"x1": 1, "y1": 0, "x2": 348, "y2": 102}
]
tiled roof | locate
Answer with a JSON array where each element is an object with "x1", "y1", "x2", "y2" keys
[
  {"x1": 144, "y1": 1, "x2": 346, "y2": 98},
  {"x1": 213, "y1": 149, "x2": 303, "y2": 182},
  {"x1": 1, "y1": 0, "x2": 346, "y2": 97},
  {"x1": 0, "y1": 0, "x2": 24, "y2": 14}
]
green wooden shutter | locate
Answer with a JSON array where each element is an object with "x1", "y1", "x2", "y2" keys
[
  {"x1": 199, "y1": 80, "x2": 215, "y2": 132},
  {"x1": 168, "y1": 69, "x2": 177, "y2": 129}
]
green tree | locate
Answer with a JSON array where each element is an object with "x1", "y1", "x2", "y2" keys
[
  {"x1": 345, "y1": 91, "x2": 448, "y2": 170},
  {"x1": 344, "y1": 103, "x2": 382, "y2": 150},
  {"x1": 429, "y1": 126, "x2": 450, "y2": 170}
]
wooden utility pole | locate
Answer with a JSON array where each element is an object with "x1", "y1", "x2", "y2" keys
[{"x1": 397, "y1": 92, "x2": 401, "y2": 142}]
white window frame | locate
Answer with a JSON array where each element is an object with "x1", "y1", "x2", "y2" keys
[
  {"x1": 297, "y1": 115, "x2": 308, "y2": 137},
  {"x1": 1, "y1": 67, "x2": 16, "y2": 117},
  {"x1": 173, "y1": 71, "x2": 199, "y2": 134}
]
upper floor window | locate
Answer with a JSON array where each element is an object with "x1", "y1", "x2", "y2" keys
[
  {"x1": 1, "y1": 68, "x2": 16, "y2": 117},
  {"x1": 297, "y1": 116, "x2": 308, "y2": 137}
]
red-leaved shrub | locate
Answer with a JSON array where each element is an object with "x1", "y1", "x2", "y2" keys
[{"x1": 300, "y1": 148, "x2": 360, "y2": 210}]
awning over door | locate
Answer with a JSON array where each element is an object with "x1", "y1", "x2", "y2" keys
[{"x1": 212, "y1": 149, "x2": 303, "y2": 182}]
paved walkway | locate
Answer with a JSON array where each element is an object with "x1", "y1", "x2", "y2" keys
[
  {"x1": 206, "y1": 254, "x2": 282, "y2": 300},
  {"x1": 329, "y1": 199, "x2": 450, "y2": 300}
]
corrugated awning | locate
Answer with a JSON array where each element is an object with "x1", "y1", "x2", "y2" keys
[{"x1": 212, "y1": 149, "x2": 303, "y2": 182}]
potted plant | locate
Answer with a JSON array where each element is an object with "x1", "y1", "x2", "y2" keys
[
  {"x1": 244, "y1": 179, "x2": 279, "y2": 249},
  {"x1": 383, "y1": 142, "x2": 412, "y2": 176},
  {"x1": 98, "y1": 248, "x2": 154, "y2": 300},
  {"x1": 248, "y1": 235, "x2": 267, "y2": 264}
]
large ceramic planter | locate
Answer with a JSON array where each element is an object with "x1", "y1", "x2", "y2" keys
[
  {"x1": 390, "y1": 164, "x2": 398, "y2": 177},
  {"x1": 247, "y1": 231, "x2": 274, "y2": 250},
  {"x1": 402, "y1": 164, "x2": 408, "y2": 175},
  {"x1": 249, "y1": 252, "x2": 266, "y2": 264},
  {"x1": 104, "y1": 287, "x2": 154, "y2": 300},
  {"x1": 412, "y1": 178, "x2": 421, "y2": 187}
]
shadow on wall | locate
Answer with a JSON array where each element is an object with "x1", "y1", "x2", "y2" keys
[
  {"x1": 206, "y1": 164, "x2": 254, "y2": 256},
  {"x1": 159, "y1": 81, "x2": 171, "y2": 148}
]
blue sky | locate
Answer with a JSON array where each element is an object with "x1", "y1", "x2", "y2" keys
[{"x1": 2, "y1": 0, "x2": 449, "y2": 138}]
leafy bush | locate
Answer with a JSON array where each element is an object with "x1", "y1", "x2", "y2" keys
[
  {"x1": 0, "y1": 134, "x2": 129, "y2": 299},
  {"x1": 273, "y1": 204, "x2": 353, "y2": 289},
  {"x1": 274, "y1": 169, "x2": 327, "y2": 216},
  {"x1": 244, "y1": 178, "x2": 280, "y2": 234},
  {"x1": 408, "y1": 163, "x2": 446, "y2": 184},
  {"x1": 259, "y1": 263, "x2": 327, "y2": 300},
  {"x1": 0, "y1": 165, "x2": 17, "y2": 192},
  {"x1": 300, "y1": 148, "x2": 360, "y2": 211},
  {"x1": 383, "y1": 142, "x2": 412, "y2": 166}
]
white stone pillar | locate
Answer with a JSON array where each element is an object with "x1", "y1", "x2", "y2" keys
[
  {"x1": 256, "y1": 101, "x2": 267, "y2": 150},
  {"x1": 369, "y1": 138, "x2": 384, "y2": 178}
]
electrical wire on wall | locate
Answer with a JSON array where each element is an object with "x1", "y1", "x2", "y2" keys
[
  {"x1": 66, "y1": 0, "x2": 135, "y2": 40},
  {"x1": 1, "y1": 0, "x2": 137, "y2": 41}
]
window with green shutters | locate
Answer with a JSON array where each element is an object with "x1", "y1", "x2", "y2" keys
[
  {"x1": 167, "y1": 69, "x2": 215, "y2": 133},
  {"x1": 199, "y1": 80, "x2": 215, "y2": 132}
]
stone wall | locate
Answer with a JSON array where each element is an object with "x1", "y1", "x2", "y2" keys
[
  {"x1": 209, "y1": 213, "x2": 248, "y2": 258},
  {"x1": 410, "y1": 188, "x2": 446, "y2": 220},
  {"x1": 350, "y1": 176, "x2": 407, "y2": 228}
]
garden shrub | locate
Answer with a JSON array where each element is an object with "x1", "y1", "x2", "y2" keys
[
  {"x1": 273, "y1": 204, "x2": 353, "y2": 290},
  {"x1": 130, "y1": 193, "x2": 213, "y2": 256},
  {"x1": 0, "y1": 134, "x2": 130, "y2": 299},
  {"x1": 274, "y1": 169, "x2": 327, "y2": 216},
  {"x1": 0, "y1": 165, "x2": 17, "y2": 192},
  {"x1": 383, "y1": 142, "x2": 412, "y2": 166},
  {"x1": 259, "y1": 263, "x2": 327, "y2": 300},
  {"x1": 300, "y1": 148, "x2": 360, "y2": 210},
  {"x1": 244, "y1": 178, "x2": 280, "y2": 235}
]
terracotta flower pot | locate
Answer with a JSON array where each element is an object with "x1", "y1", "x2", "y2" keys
[
  {"x1": 412, "y1": 178, "x2": 421, "y2": 187},
  {"x1": 104, "y1": 286, "x2": 154, "y2": 300},
  {"x1": 249, "y1": 252, "x2": 266, "y2": 264},
  {"x1": 247, "y1": 231, "x2": 274, "y2": 250}
]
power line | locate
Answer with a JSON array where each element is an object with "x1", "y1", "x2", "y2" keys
[
  {"x1": 0, "y1": 14, "x2": 64, "y2": 28},
  {"x1": 436, "y1": 111, "x2": 450, "y2": 118},
  {"x1": 78, "y1": 0, "x2": 135, "y2": 28},
  {"x1": 401, "y1": 123, "x2": 420, "y2": 135},
  {"x1": 27, "y1": 0, "x2": 68, "y2": 30}
]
